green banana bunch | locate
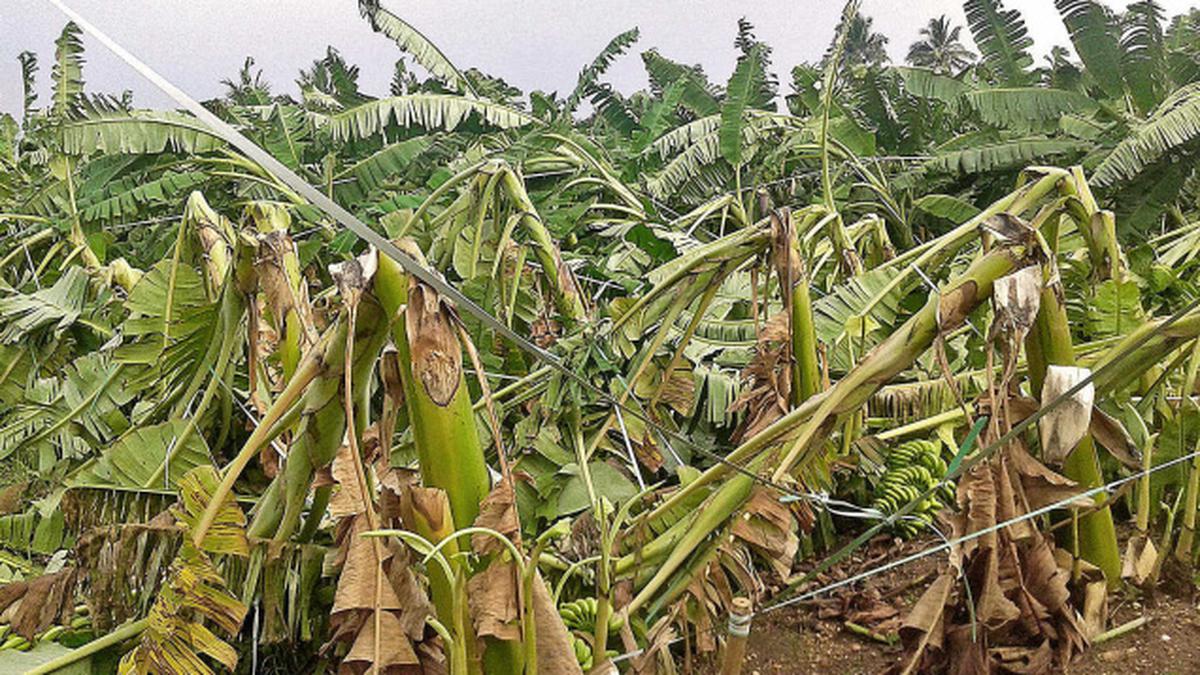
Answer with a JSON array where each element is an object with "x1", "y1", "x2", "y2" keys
[
  {"x1": 572, "y1": 636, "x2": 593, "y2": 670},
  {"x1": 872, "y1": 439, "x2": 954, "y2": 538},
  {"x1": 0, "y1": 634, "x2": 30, "y2": 651},
  {"x1": 569, "y1": 635, "x2": 617, "y2": 670},
  {"x1": 0, "y1": 606, "x2": 95, "y2": 653},
  {"x1": 558, "y1": 597, "x2": 624, "y2": 634}
]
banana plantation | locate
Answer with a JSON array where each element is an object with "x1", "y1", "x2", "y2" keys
[{"x1": 5, "y1": 0, "x2": 1200, "y2": 672}]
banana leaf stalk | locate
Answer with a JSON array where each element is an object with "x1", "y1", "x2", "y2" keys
[
  {"x1": 375, "y1": 244, "x2": 491, "y2": 527},
  {"x1": 766, "y1": 204, "x2": 820, "y2": 405},
  {"x1": 252, "y1": 292, "x2": 389, "y2": 541},
  {"x1": 1024, "y1": 262, "x2": 1121, "y2": 586},
  {"x1": 498, "y1": 168, "x2": 588, "y2": 324},
  {"x1": 195, "y1": 339, "x2": 326, "y2": 546},
  {"x1": 376, "y1": 243, "x2": 525, "y2": 673},
  {"x1": 627, "y1": 468, "x2": 757, "y2": 614},
  {"x1": 642, "y1": 240, "x2": 1032, "y2": 530},
  {"x1": 1176, "y1": 339, "x2": 1200, "y2": 559},
  {"x1": 566, "y1": 400, "x2": 618, "y2": 665}
]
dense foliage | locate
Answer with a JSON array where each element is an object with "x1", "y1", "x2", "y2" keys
[{"x1": 4, "y1": 0, "x2": 1200, "y2": 673}]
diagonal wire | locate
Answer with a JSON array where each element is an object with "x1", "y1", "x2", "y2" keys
[
  {"x1": 612, "y1": 443, "x2": 1200, "y2": 664},
  {"x1": 40, "y1": 0, "x2": 837, "y2": 508},
  {"x1": 45, "y1": 0, "x2": 1200, "y2": 624}
]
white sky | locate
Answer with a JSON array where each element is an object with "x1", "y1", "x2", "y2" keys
[{"x1": 1, "y1": 0, "x2": 1198, "y2": 120}]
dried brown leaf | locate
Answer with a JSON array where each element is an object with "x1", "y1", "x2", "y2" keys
[
  {"x1": 532, "y1": 571, "x2": 584, "y2": 675},
  {"x1": 731, "y1": 487, "x2": 799, "y2": 579},
  {"x1": 1089, "y1": 408, "x2": 1142, "y2": 470},
  {"x1": 340, "y1": 609, "x2": 419, "y2": 674},
  {"x1": 466, "y1": 558, "x2": 520, "y2": 641},
  {"x1": 1121, "y1": 535, "x2": 1158, "y2": 587},
  {"x1": 472, "y1": 479, "x2": 519, "y2": 554},
  {"x1": 406, "y1": 282, "x2": 463, "y2": 406},
  {"x1": 328, "y1": 441, "x2": 369, "y2": 518},
  {"x1": 331, "y1": 517, "x2": 405, "y2": 616}
]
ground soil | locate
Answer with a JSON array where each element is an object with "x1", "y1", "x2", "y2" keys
[{"x1": 700, "y1": 532, "x2": 1200, "y2": 675}]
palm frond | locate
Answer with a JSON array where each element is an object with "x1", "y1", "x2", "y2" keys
[
  {"x1": 62, "y1": 111, "x2": 226, "y2": 155},
  {"x1": 81, "y1": 171, "x2": 208, "y2": 223},
  {"x1": 894, "y1": 66, "x2": 969, "y2": 104},
  {"x1": 330, "y1": 94, "x2": 537, "y2": 141},
  {"x1": 71, "y1": 419, "x2": 211, "y2": 490},
  {"x1": 646, "y1": 113, "x2": 807, "y2": 199},
  {"x1": 1094, "y1": 82, "x2": 1200, "y2": 186},
  {"x1": 568, "y1": 27, "x2": 640, "y2": 111},
  {"x1": 0, "y1": 266, "x2": 89, "y2": 342},
  {"x1": 641, "y1": 49, "x2": 720, "y2": 117},
  {"x1": 51, "y1": 22, "x2": 85, "y2": 119},
  {"x1": 589, "y1": 83, "x2": 640, "y2": 136},
  {"x1": 1121, "y1": 0, "x2": 1168, "y2": 114},
  {"x1": 912, "y1": 193, "x2": 982, "y2": 222},
  {"x1": 334, "y1": 137, "x2": 433, "y2": 204},
  {"x1": 963, "y1": 87, "x2": 1098, "y2": 131},
  {"x1": 812, "y1": 265, "x2": 907, "y2": 354},
  {"x1": 720, "y1": 45, "x2": 768, "y2": 166},
  {"x1": 357, "y1": 0, "x2": 476, "y2": 97},
  {"x1": 1056, "y1": 0, "x2": 1125, "y2": 98},
  {"x1": 926, "y1": 135, "x2": 1087, "y2": 173},
  {"x1": 119, "y1": 466, "x2": 249, "y2": 675},
  {"x1": 964, "y1": 0, "x2": 1034, "y2": 85},
  {"x1": 18, "y1": 51, "x2": 38, "y2": 120}
]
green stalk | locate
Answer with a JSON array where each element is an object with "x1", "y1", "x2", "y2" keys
[
  {"x1": 627, "y1": 468, "x2": 757, "y2": 614},
  {"x1": 1137, "y1": 433, "x2": 1156, "y2": 535},
  {"x1": 776, "y1": 214, "x2": 821, "y2": 406},
  {"x1": 1024, "y1": 265, "x2": 1121, "y2": 587},
  {"x1": 0, "y1": 228, "x2": 54, "y2": 269},
  {"x1": 24, "y1": 618, "x2": 148, "y2": 675},
  {"x1": 1175, "y1": 339, "x2": 1200, "y2": 559},
  {"x1": 61, "y1": 155, "x2": 101, "y2": 270},
  {"x1": 375, "y1": 249, "x2": 491, "y2": 528},
  {"x1": 613, "y1": 227, "x2": 768, "y2": 334},
  {"x1": 274, "y1": 297, "x2": 389, "y2": 540},
  {"x1": 770, "y1": 245, "x2": 1026, "y2": 482},
  {"x1": 191, "y1": 337, "x2": 326, "y2": 547},
  {"x1": 643, "y1": 243, "x2": 1030, "y2": 525},
  {"x1": 376, "y1": 245, "x2": 522, "y2": 673},
  {"x1": 399, "y1": 161, "x2": 487, "y2": 238},
  {"x1": 499, "y1": 168, "x2": 587, "y2": 324},
  {"x1": 568, "y1": 407, "x2": 615, "y2": 664}
]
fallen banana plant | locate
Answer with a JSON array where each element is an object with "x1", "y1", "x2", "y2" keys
[{"x1": 7, "y1": 7, "x2": 1200, "y2": 669}]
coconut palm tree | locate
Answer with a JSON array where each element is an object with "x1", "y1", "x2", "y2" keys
[
  {"x1": 826, "y1": 12, "x2": 890, "y2": 69},
  {"x1": 906, "y1": 14, "x2": 975, "y2": 74}
]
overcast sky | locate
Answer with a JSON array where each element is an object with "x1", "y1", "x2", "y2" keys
[{"x1": 1, "y1": 0, "x2": 1198, "y2": 120}]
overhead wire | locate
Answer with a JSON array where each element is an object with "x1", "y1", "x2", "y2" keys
[
  {"x1": 41, "y1": 0, "x2": 842, "y2": 510},
  {"x1": 611, "y1": 444, "x2": 1200, "y2": 664},
  {"x1": 45, "y1": 0, "x2": 1200, "y2": 536},
  {"x1": 43, "y1": 3, "x2": 1200, "y2": 667}
]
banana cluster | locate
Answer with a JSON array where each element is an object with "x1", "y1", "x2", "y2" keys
[
  {"x1": 571, "y1": 635, "x2": 598, "y2": 670},
  {"x1": 558, "y1": 597, "x2": 623, "y2": 634},
  {"x1": 0, "y1": 605, "x2": 92, "y2": 653},
  {"x1": 560, "y1": 597, "x2": 623, "y2": 668},
  {"x1": 870, "y1": 439, "x2": 955, "y2": 538}
]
